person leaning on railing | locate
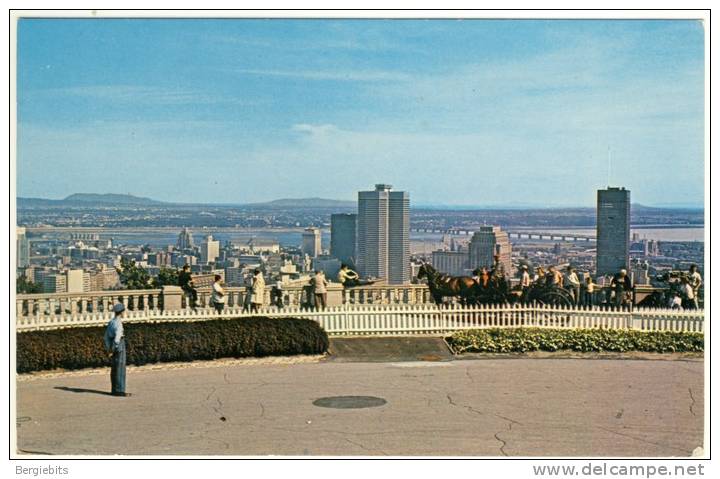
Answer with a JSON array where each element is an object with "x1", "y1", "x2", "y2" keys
[
  {"x1": 178, "y1": 264, "x2": 198, "y2": 311},
  {"x1": 337, "y1": 264, "x2": 360, "y2": 288}
]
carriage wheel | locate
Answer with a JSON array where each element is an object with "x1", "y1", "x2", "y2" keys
[{"x1": 535, "y1": 291, "x2": 573, "y2": 327}]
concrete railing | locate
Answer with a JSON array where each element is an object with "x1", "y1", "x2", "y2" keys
[
  {"x1": 15, "y1": 289, "x2": 163, "y2": 319},
  {"x1": 15, "y1": 283, "x2": 692, "y2": 325},
  {"x1": 15, "y1": 302, "x2": 704, "y2": 334}
]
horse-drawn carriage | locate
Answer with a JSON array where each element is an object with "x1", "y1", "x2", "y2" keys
[{"x1": 417, "y1": 263, "x2": 574, "y2": 307}]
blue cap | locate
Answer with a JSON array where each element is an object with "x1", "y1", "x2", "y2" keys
[{"x1": 113, "y1": 303, "x2": 126, "y2": 314}]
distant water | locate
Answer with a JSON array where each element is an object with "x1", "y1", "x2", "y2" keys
[{"x1": 100, "y1": 226, "x2": 703, "y2": 248}]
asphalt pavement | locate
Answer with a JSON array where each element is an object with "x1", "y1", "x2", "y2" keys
[{"x1": 15, "y1": 356, "x2": 704, "y2": 457}]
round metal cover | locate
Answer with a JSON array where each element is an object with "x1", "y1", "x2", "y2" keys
[{"x1": 313, "y1": 396, "x2": 387, "y2": 409}]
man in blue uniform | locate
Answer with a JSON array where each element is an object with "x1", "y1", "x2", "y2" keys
[{"x1": 104, "y1": 303, "x2": 131, "y2": 397}]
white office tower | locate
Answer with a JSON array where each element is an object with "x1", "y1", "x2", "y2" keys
[{"x1": 357, "y1": 184, "x2": 410, "y2": 284}]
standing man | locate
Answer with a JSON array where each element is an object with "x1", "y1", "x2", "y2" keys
[
  {"x1": 520, "y1": 265, "x2": 531, "y2": 303},
  {"x1": 610, "y1": 269, "x2": 633, "y2": 308},
  {"x1": 104, "y1": 303, "x2": 131, "y2": 397},
  {"x1": 250, "y1": 268, "x2": 265, "y2": 313},
  {"x1": 564, "y1": 266, "x2": 581, "y2": 305},
  {"x1": 688, "y1": 265, "x2": 702, "y2": 309},
  {"x1": 211, "y1": 274, "x2": 226, "y2": 314},
  {"x1": 312, "y1": 270, "x2": 329, "y2": 309}
]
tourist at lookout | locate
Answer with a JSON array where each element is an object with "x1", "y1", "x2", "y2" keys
[
  {"x1": 104, "y1": 303, "x2": 131, "y2": 397},
  {"x1": 337, "y1": 264, "x2": 360, "y2": 288},
  {"x1": 610, "y1": 269, "x2": 633, "y2": 308},
  {"x1": 688, "y1": 264, "x2": 702, "y2": 309},
  {"x1": 250, "y1": 268, "x2": 265, "y2": 313},
  {"x1": 178, "y1": 264, "x2": 198, "y2": 311},
  {"x1": 210, "y1": 274, "x2": 225, "y2": 314},
  {"x1": 312, "y1": 269, "x2": 329, "y2": 309}
]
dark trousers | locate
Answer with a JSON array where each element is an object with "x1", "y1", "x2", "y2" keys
[
  {"x1": 111, "y1": 339, "x2": 127, "y2": 395},
  {"x1": 182, "y1": 287, "x2": 198, "y2": 308},
  {"x1": 213, "y1": 302, "x2": 225, "y2": 314},
  {"x1": 314, "y1": 293, "x2": 327, "y2": 308}
]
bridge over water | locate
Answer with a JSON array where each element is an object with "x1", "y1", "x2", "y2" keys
[{"x1": 410, "y1": 228, "x2": 596, "y2": 242}]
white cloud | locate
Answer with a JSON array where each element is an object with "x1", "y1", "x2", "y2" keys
[{"x1": 235, "y1": 68, "x2": 411, "y2": 82}]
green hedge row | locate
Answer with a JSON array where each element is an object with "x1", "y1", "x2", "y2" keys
[
  {"x1": 17, "y1": 317, "x2": 329, "y2": 373},
  {"x1": 447, "y1": 328, "x2": 704, "y2": 354}
]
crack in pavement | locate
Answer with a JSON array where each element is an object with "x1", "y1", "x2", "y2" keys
[
  {"x1": 259, "y1": 402, "x2": 265, "y2": 418},
  {"x1": 493, "y1": 414, "x2": 522, "y2": 456},
  {"x1": 205, "y1": 387, "x2": 216, "y2": 401},
  {"x1": 596, "y1": 426, "x2": 691, "y2": 455},
  {"x1": 223, "y1": 373, "x2": 230, "y2": 384},
  {"x1": 343, "y1": 437, "x2": 389, "y2": 456},
  {"x1": 18, "y1": 448, "x2": 54, "y2": 455},
  {"x1": 688, "y1": 388, "x2": 696, "y2": 417},
  {"x1": 494, "y1": 432, "x2": 508, "y2": 456}
]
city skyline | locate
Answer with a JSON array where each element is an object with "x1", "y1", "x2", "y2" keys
[{"x1": 17, "y1": 19, "x2": 705, "y2": 207}]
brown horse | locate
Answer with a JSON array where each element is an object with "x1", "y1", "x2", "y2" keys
[{"x1": 417, "y1": 263, "x2": 478, "y2": 305}]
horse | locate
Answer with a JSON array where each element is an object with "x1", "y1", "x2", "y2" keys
[{"x1": 417, "y1": 263, "x2": 478, "y2": 306}]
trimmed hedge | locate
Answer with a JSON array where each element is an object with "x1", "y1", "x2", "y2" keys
[
  {"x1": 447, "y1": 328, "x2": 704, "y2": 354},
  {"x1": 17, "y1": 317, "x2": 329, "y2": 373}
]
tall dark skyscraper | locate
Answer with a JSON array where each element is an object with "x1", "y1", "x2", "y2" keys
[
  {"x1": 596, "y1": 187, "x2": 631, "y2": 277},
  {"x1": 357, "y1": 184, "x2": 410, "y2": 284},
  {"x1": 330, "y1": 213, "x2": 357, "y2": 267}
]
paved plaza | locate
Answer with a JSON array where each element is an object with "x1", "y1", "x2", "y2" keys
[{"x1": 16, "y1": 357, "x2": 703, "y2": 457}]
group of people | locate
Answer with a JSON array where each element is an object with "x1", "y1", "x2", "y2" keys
[
  {"x1": 516, "y1": 264, "x2": 629, "y2": 307},
  {"x1": 178, "y1": 264, "x2": 266, "y2": 313},
  {"x1": 667, "y1": 264, "x2": 703, "y2": 310}
]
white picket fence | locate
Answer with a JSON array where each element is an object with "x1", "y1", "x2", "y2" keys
[{"x1": 15, "y1": 303, "x2": 704, "y2": 335}]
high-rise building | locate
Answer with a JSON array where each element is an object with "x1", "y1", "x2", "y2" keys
[
  {"x1": 431, "y1": 250, "x2": 470, "y2": 276},
  {"x1": 43, "y1": 273, "x2": 66, "y2": 293},
  {"x1": 66, "y1": 269, "x2": 90, "y2": 293},
  {"x1": 302, "y1": 228, "x2": 322, "y2": 258},
  {"x1": 330, "y1": 213, "x2": 357, "y2": 266},
  {"x1": 357, "y1": 184, "x2": 410, "y2": 284},
  {"x1": 468, "y1": 226, "x2": 512, "y2": 274},
  {"x1": 16, "y1": 227, "x2": 30, "y2": 268},
  {"x1": 177, "y1": 227, "x2": 195, "y2": 250},
  {"x1": 200, "y1": 235, "x2": 220, "y2": 264},
  {"x1": 596, "y1": 187, "x2": 631, "y2": 276}
]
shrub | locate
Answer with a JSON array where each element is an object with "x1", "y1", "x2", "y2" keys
[
  {"x1": 17, "y1": 317, "x2": 329, "y2": 373},
  {"x1": 447, "y1": 328, "x2": 704, "y2": 354}
]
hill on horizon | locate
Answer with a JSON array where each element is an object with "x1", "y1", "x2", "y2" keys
[{"x1": 16, "y1": 194, "x2": 703, "y2": 211}]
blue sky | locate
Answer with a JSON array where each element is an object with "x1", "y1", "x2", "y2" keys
[{"x1": 17, "y1": 19, "x2": 705, "y2": 207}]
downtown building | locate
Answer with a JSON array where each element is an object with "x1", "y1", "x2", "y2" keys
[
  {"x1": 596, "y1": 187, "x2": 631, "y2": 277},
  {"x1": 302, "y1": 227, "x2": 322, "y2": 258},
  {"x1": 176, "y1": 227, "x2": 195, "y2": 250},
  {"x1": 200, "y1": 235, "x2": 220, "y2": 264},
  {"x1": 330, "y1": 213, "x2": 357, "y2": 267},
  {"x1": 357, "y1": 184, "x2": 410, "y2": 284},
  {"x1": 16, "y1": 227, "x2": 30, "y2": 268},
  {"x1": 468, "y1": 226, "x2": 512, "y2": 274}
]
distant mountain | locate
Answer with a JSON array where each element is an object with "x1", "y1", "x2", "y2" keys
[
  {"x1": 18, "y1": 193, "x2": 166, "y2": 207},
  {"x1": 245, "y1": 197, "x2": 356, "y2": 208},
  {"x1": 63, "y1": 193, "x2": 165, "y2": 205}
]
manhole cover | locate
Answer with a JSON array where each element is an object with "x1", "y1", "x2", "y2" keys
[{"x1": 313, "y1": 396, "x2": 387, "y2": 409}]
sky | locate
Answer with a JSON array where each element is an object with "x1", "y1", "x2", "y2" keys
[{"x1": 16, "y1": 18, "x2": 705, "y2": 207}]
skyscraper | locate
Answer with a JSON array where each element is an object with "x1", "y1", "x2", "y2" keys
[
  {"x1": 176, "y1": 227, "x2": 195, "y2": 250},
  {"x1": 16, "y1": 226, "x2": 30, "y2": 268},
  {"x1": 357, "y1": 184, "x2": 410, "y2": 284},
  {"x1": 596, "y1": 187, "x2": 631, "y2": 276},
  {"x1": 468, "y1": 226, "x2": 512, "y2": 273},
  {"x1": 331, "y1": 213, "x2": 357, "y2": 267},
  {"x1": 302, "y1": 228, "x2": 322, "y2": 258},
  {"x1": 200, "y1": 235, "x2": 220, "y2": 264}
]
